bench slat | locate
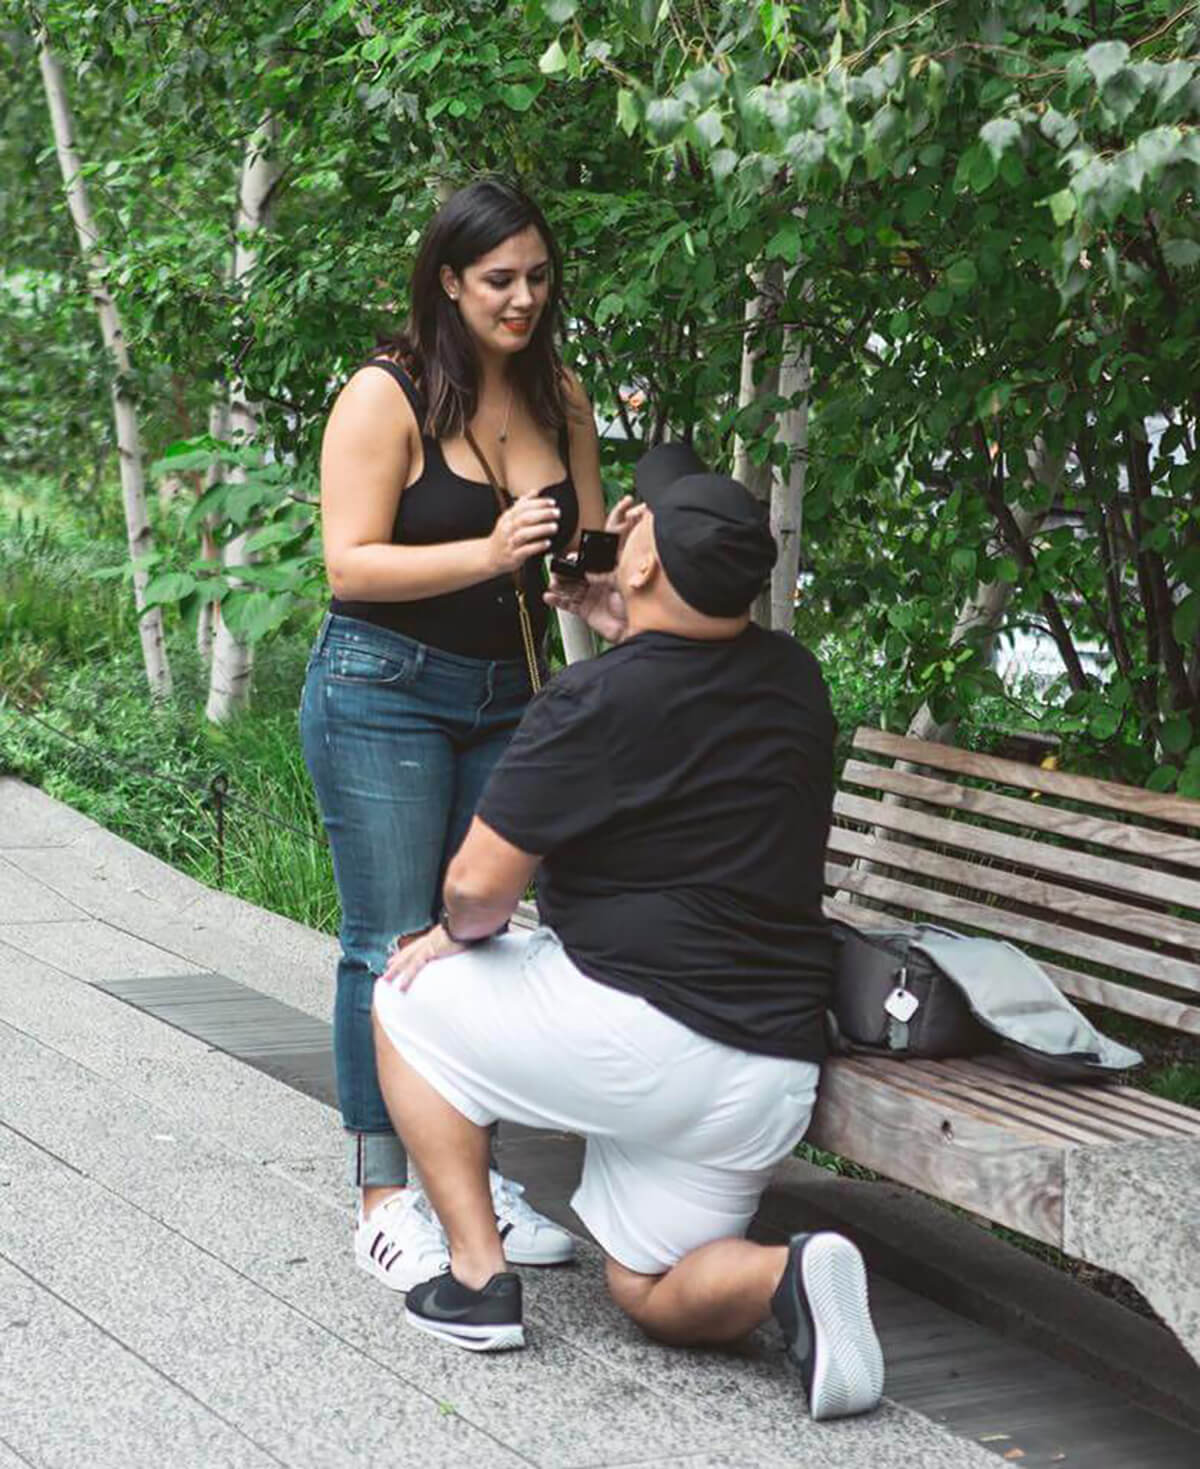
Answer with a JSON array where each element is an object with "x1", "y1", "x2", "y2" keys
[
  {"x1": 827, "y1": 824, "x2": 1200, "y2": 954},
  {"x1": 862, "y1": 1058, "x2": 1129, "y2": 1146},
  {"x1": 968, "y1": 1057, "x2": 1200, "y2": 1136},
  {"x1": 904, "y1": 1059, "x2": 1170, "y2": 1143},
  {"x1": 834, "y1": 788, "x2": 1200, "y2": 914},
  {"x1": 808, "y1": 1056, "x2": 1066, "y2": 1245},
  {"x1": 841, "y1": 760, "x2": 1200, "y2": 877},
  {"x1": 827, "y1": 863, "x2": 1200, "y2": 994},
  {"x1": 854, "y1": 727, "x2": 1200, "y2": 831}
]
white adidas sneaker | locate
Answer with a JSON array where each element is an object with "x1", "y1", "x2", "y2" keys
[
  {"x1": 355, "y1": 1188, "x2": 450, "y2": 1294},
  {"x1": 491, "y1": 1170, "x2": 576, "y2": 1266}
]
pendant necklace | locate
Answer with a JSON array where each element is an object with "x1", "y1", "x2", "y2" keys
[{"x1": 497, "y1": 383, "x2": 514, "y2": 443}]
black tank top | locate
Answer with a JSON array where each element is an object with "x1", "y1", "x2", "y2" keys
[{"x1": 329, "y1": 359, "x2": 579, "y2": 660}]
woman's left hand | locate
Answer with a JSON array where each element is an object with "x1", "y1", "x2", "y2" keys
[{"x1": 381, "y1": 925, "x2": 465, "y2": 991}]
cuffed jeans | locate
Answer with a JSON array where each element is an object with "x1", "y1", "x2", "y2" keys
[{"x1": 300, "y1": 613, "x2": 532, "y2": 1186}]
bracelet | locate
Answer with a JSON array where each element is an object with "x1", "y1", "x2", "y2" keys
[{"x1": 438, "y1": 905, "x2": 508, "y2": 946}]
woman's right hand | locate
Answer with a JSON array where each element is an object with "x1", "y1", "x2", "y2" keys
[{"x1": 488, "y1": 495, "x2": 561, "y2": 575}]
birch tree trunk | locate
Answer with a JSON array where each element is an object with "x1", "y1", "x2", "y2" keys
[
  {"x1": 206, "y1": 116, "x2": 281, "y2": 723},
  {"x1": 769, "y1": 303, "x2": 811, "y2": 635},
  {"x1": 556, "y1": 609, "x2": 596, "y2": 664},
  {"x1": 197, "y1": 395, "x2": 231, "y2": 664},
  {"x1": 34, "y1": 28, "x2": 172, "y2": 700},
  {"x1": 732, "y1": 261, "x2": 783, "y2": 628}
]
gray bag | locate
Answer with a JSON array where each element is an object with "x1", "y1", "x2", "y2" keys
[{"x1": 831, "y1": 921, "x2": 1143, "y2": 1083}]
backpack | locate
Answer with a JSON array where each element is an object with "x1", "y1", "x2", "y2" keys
[{"x1": 829, "y1": 921, "x2": 1143, "y2": 1083}]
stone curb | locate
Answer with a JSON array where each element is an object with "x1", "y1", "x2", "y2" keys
[{"x1": 755, "y1": 1156, "x2": 1200, "y2": 1434}]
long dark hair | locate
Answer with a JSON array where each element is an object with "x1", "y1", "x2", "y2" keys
[{"x1": 380, "y1": 177, "x2": 567, "y2": 440}]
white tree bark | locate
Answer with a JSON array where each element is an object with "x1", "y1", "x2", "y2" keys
[
  {"x1": 197, "y1": 395, "x2": 231, "y2": 664},
  {"x1": 732, "y1": 260, "x2": 784, "y2": 628},
  {"x1": 35, "y1": 29, "x2": 172, "y2": 699},
  {"x1": 769, "y1": 303, "x2": 811, "y2": 635},
  {"x1": 206, "y1": 116, "x2": 281, "y2": 723},
  {"x1": 556, "y1": 609, "x2": 596, "y2": 664}
]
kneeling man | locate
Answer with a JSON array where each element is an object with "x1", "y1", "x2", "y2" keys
[{"x1": 373, "y1": 446, "x2": 884, "y2": 1421}]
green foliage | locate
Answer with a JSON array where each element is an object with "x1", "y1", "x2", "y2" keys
[{"x1": 5, "y1": 1, "x2": 1200, "y2": 788}]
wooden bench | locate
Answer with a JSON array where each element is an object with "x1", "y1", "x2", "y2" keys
[{"x1": 812, "y1": 726, "x2": 1200, "y2": 1364}]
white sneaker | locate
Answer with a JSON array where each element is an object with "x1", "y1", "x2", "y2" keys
[
  {"x1": 355, "y1": 1188, "x2": 449, "y2": 1293},
  {"x1": 491, "y1": 1170, "x2": 576, "y2": 1265}
]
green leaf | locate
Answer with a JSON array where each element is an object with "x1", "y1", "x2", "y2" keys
[
  {"x1": 1172, "y1": 592, "x2": 1200, "y2": 644},
  {"x1": 143, "y1": 571, "x2": 196, "y2": 605},
  {"x1": 545, "y1": 0, "x2": 577, "y2": 20},
  {"x1": 968, "y1": 146, "x2": 997, "y2": 193},
  {"x1": 995, "y1": 555, "x2": 1020, "y2": 584},
  {"x1": 1084, "y1": 41, "x2": 1130, "y2": 90},
  {"x1": 645, "y1": 97, "x2": 689, "y2": 142},
  {"x1": 616, "y1": 88, "x2": 639, "y2": 136},
  {"x1": 1044, "y1": 188, "x2": 1076, "y2": 227},
  {"x1": 1088, "y1": 704, "x2": 1121, "y2": 740},
  {"x1": 1162, "y1": 239, "x2": 1200, "y2": 270},
  {"x1": 1161, "y1": 714, "x2": 1193, "y2": 756},
  {"x1": 766, "y1": 217, "x2": 802, "y2": 263},
  {"x1": 945, "y1": 258, "x2": 977, "y2": 295},
  {"x1": 1178, "y1": 767, "x2": 1200, "y2": 800},
  {"x1": 1147, "y1": 764, "x2": 1178, "y2": 793},
  {"x1": 538, "y1": 38, "x2": 567, "y2": 74},
  {"x1": 979, "y1": 118, "x2": 1021, "y2": 162},
  {"x1": 498, "y1": 83, "x2": 539, "y2": 113}
]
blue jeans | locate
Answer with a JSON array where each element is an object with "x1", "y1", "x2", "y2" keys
[{"x1": 300, "y1": 613, "x2": 534, "y2": 1186}]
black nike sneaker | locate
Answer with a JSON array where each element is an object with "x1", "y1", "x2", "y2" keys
[
  {"x1": 771, "y1": 1231, "x2": 884, "y2": 1420},
  {"x1": 404, "y1": 1267, "x2": 525, "y2": 1352}
]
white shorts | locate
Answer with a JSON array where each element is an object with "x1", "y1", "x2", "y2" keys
[{"x1": 372, "y1": 927, "x2": 820, "y2": 1275}]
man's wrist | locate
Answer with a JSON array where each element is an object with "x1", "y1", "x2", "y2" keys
[{"x1": 438, "y1": 904, "x2": 508, "y2": 946}]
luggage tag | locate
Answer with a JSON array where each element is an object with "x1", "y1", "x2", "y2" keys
[{"x1": 884, "y1": 969, "x2": 920, "y2": 1025}]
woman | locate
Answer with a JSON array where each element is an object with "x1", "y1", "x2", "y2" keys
[{"x1": 301, "y1": 177, "x2": 604, "y2": 1291}]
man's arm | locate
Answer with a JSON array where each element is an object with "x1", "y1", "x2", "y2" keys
[{"x1": 443, "y1": 817, "x2": 540, "y2": 941}]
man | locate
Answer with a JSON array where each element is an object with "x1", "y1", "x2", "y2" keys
[{"x1": 372, "y1": 445, "x2": 884, "y2": 1421}]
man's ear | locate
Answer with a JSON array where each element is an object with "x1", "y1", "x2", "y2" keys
[{"x1": 626, "y1": 547, "x2": 659, "y2": 592}]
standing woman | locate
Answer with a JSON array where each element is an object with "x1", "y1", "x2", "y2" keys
[{"x1": 301, "y1": 177, "x2": 603, "y2": 1291}]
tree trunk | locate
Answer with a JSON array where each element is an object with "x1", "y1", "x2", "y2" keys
[
  {"x1": 769, "y1": 303, "x2": 810, "y2": 635},
  {"x1": 206, "y1": 116, "x2": 281, "y2": 723},
  {"x1": 556, "y1": 609, "x2": 596, "y2": 664},
  {"x1": 34, "y1": 28, "x2": 172, "y2": 700},
  {"x1": 197, "y1": 395, "x2": 231, "y2": 665},
  {"x1": 906, "y1": 442, "x2": 1064, "y2": 744},
  {"x1": 732, "y1": 260, "x2": 783, "y2": 627}
]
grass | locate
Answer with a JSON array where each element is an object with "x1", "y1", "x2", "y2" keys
[{"x1": 0, "y1": 478, "x2": 338, "y2": 933}]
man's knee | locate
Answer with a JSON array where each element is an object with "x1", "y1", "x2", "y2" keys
[{"x1": 604, "y1": 1255, "x2": 662, "y2": 1327}]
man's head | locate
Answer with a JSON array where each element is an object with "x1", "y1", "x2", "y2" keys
[{"x1": 616, "y1": 444, "x2": 777, "y2": 638}]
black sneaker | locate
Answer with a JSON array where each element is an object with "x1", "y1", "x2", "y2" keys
[
  {"x1": 404, "y1": 1268, "x2": 525, "y2": 1353},
  {"x1": 771, "y1": 1231, "x2": 884, "y2": 1420}
]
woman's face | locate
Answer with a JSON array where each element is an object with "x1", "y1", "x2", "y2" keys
[{"x1": 441, "y1": 225, "x2": 551, "y2": 358}]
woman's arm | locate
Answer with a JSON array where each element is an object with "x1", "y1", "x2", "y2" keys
[
  {"x1": 320, "y1": 368, "x2": 560, "y2": 602},
  {"x1": 562, "y1": 368, "x2": 605, "y2": 544}
]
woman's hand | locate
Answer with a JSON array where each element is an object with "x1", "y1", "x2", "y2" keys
[
  {"x1": 381, "y1": 925, "x2": 465, "y2": 992},
  {"x1": 488, "y1": 495, "x2": 561, "y2": 575}
]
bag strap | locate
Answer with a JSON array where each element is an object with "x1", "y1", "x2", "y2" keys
[{"x1": 461, "y1": 425, "x2": 542, "y2": 695}]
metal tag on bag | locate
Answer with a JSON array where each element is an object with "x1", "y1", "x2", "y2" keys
[{"x1": 884, "y1": 987, "x2": 920, "y2": 1024}]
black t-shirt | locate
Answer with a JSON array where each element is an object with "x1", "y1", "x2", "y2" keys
[{"x1": 477, "y1": 625, "x2": 836, "y2": 1061}]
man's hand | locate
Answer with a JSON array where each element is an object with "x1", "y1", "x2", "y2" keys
[
  {"x1": 545, "y1": 494, "x2": 635, "y2": 643},
  {"x1": 381, "y1": 924, "x2": 464, "y2": 992}
]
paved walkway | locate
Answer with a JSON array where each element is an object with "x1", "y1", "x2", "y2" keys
[{"x1": 0, "y1": 777, "x2": 1195, "y2": 1468}]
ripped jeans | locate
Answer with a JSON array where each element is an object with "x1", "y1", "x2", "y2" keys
[{"x1": 300, "y1": 613, "x2": 532, "y2": 1186}]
